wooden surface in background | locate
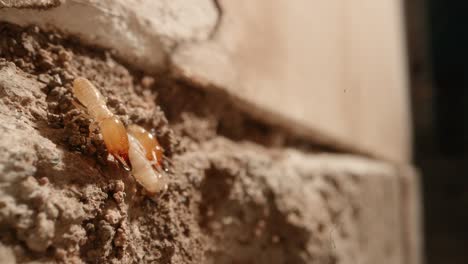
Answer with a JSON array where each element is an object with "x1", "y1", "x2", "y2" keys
[{"x1": 173, "y1": 0, "x2": 411, "y2": 163}]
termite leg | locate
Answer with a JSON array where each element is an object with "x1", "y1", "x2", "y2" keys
[
  {"x1": 162, "y1": 156, "x2": 173, "y2": 166},
  {"x1": 114, "y1": 154, "x2": 131, "y2": 172},
  {"x1": 151, "y1": 152, "x2": 160, "y2": 166},
  {"x1": 149, "y1": 160, "x2": 160, "y2": 170},
  {"x1": 71, "y1": 100, "x2": 89, "y2": 115}
]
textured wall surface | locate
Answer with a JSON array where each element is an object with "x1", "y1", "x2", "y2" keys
[
  {"x1": 0, "y1": 24, "x2": 420, "y2": 263},
  {"x1": 174, "y1": 0, "x2": 411, "y2": 163},
  {"x1": 0, "y1": 0, "x2": 411, "y2": 163},
  {"x1": 0, "y1": 0, "x2": 219, "y2": 70}
]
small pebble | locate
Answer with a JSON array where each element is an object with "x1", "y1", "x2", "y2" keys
[
  {"x1": 58, "y1": 50, "x2": 72, "y2": 62},
  {"x1": 37, "y1": 73, "x2": 52, "y2": 84},
  {"x1": 37, "y1": 177, "x2": 49, "y2": 186},
  {"x1": 114, "y1": 181, "x2": 125, "y2": 192}
]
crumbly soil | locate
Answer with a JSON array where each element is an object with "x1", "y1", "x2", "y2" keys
[{"x1": 0, "y1": 23, "x2": 405, "y2": 264}]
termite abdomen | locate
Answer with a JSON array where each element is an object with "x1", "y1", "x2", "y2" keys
[
  {"x1": 128, "y1": 134, "x2": 168, "y2": 195},
  {"x1": 128, "y1": 124, "x2": 164, "y2": 167}
]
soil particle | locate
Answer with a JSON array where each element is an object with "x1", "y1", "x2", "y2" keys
[{"x1": 0, "y1": 22, "x2": 405, "y2": 264}]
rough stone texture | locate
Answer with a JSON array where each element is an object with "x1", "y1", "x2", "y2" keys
[
  {"x1": 0, "y1": 0, "x2": 410, "y2": 163},
  {"x1": 0, "y1": 0, "x2": 219, "y2": 70},
  {"x1": 0, "y1": 0, "x2": 60, "y2": 8},
  {"x1": 399, "y1": 166, "x2": 423, "y2": 264},
  {"x1": 0, "y1": 23, "x2": 420, "y2": 264}
]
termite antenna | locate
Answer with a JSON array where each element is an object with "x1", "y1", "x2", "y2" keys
[
  {"x1": 162, "y1": 156, "x2": 173, "y2": 169},
  {"x1": 71, "y1": 100, "x2": 90, "y2": 117}
]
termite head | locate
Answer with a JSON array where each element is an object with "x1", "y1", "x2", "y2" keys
[
  {"x1": 99, "y1": 117, "x2": 131, "y2": 170},
  {"x1": 127, "y1": 124, "x2": 164, "y2": 167}
]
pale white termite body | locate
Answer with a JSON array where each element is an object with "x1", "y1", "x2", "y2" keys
[{"x1": 127, "y1": 134, "x2": 168, "y2": 195}]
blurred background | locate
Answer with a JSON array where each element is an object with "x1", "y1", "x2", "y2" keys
[{"x1": 405, "y1": 0, "x2": 468, "y2": 263}]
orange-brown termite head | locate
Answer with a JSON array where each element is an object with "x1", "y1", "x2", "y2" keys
[
  {"x1": 72, "y1": 77, "x2": 130, "y2": 169},
  {"x1": 127, "y1": 124, "x2": 164, "y2": 167}
]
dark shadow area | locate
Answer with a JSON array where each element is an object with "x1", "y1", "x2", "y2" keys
[{"x1": 405, "y1": 1, "x2": 468, "y2": 263}]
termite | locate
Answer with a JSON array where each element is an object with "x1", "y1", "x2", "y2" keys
[
  {"x1": 72, "y1": 77, "x2": 130, "y2": 169},
  {"x1": 127, "y1": 124, "x2": 164, "y2": 168},
  {"x1": 127, "y1": 133, "x2": 168, "y2": 195}
]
